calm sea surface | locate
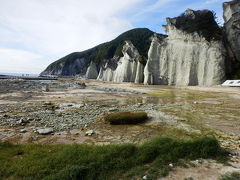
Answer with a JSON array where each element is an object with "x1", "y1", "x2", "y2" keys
[{"x1": 0, "y1": 72, "x2": 39, "y2": 77}]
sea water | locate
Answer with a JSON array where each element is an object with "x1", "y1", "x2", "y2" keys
[{"x1": 0, "y1": 72, "x2": 39, "y2": 77}]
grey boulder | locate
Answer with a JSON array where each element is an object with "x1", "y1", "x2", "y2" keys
[{"x1": 37, "y1": 128, "x2": 54, "y2": 135}]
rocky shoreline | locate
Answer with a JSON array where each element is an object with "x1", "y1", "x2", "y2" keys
[
  {"x1": 0, "y1": 78, "x2": 240, "y2": 179},
  {"x1": 0, "y1": 79, "x2": 239, "y2": 151}
]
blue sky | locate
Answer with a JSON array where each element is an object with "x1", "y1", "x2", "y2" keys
[
  {"x1": 130, "y1": 0, "x2": 226, "y2": 33},
  {"x1": 0, "y1": 0, "x2": 227, "y2": 74}
]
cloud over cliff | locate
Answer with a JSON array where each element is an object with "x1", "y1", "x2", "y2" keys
[{"x1": 0, "y1": 0, "x2": 143, "y2": 73}]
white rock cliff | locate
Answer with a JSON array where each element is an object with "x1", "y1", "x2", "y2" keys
[
  {"x1": 144, "y1": 11, "x2": 226, "y2": 86},
  {"x1": 97, "y1": 41, "x2": 144, "y2": 83},
  {"x1": 42, "y1": 2, "x2": 240, "y2": 86},
  {"x1": 85, "y1": 62, "x2": 98, "y2": 79}
]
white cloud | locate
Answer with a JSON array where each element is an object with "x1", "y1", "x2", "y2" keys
[
  {"x1": 0, "y1": 0, "x2": 226, "y2": 74},
  {"x1": 0, "y1": 0, "x2": 144, "y2": 73},
  {"x1": 0, "y1": 48, "x2": 44, "y2": 74}
]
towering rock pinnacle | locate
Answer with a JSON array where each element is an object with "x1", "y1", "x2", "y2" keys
[{"x1": 97, "y1": 41, "x2": 144, "y2": 83}]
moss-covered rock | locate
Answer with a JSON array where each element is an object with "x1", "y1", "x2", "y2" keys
[{"x1": 104, "y1": 111, "x2": 148, "y2": 124}]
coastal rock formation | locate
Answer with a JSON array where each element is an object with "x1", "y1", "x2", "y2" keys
[
  {"x1": 144, "y1": 10, "x2": 226, "y2": 86},
  {"x1": 134, "y1": 60, "x2": 144, "y2": 84},
  {"x1": 97, "y1": 58, "x2": 118, "y2": 82},
  {"x1": 223, "y1": 0, "x2": 240, "y2": 62},
  {"x1": 97, "y1": 41, "x2": 144, "y2": 83},
  {"x1": 40, "y1": 57, "x2": 87, "y2": 76},
  {"x1": 113, "y1": 41, "x2": 143, "y2": 83},
  {"x1": 41, "y1": 1, "x2": 240, "y2": 86},
  {"x1": 40, "y1": 28, "x2": 154, "y2": 77},
  {"x1": 85, "y1": 62, "x2": 98, "y2": 79}
]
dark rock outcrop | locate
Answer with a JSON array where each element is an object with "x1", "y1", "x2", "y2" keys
[
  {"x1": 223, "y1": 0, "x2": 240, "y2": 79},
  {"x1": 224, "y1": 0, "x2": 240, "y2": 62}
]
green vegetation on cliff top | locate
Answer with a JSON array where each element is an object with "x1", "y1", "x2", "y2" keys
[
  {"x1": 174, "y1": 10, "x2": 223, "y2": 41},
  {"x1": 45, "y1": 28, "x2": 163, "y2": 72}
]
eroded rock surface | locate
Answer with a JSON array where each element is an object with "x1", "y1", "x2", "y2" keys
[
  {"x1": 224, "y1": 0, "x2": 240, "y2": 62},
  {"x1": 144, "y1": 10, "x2": 226, "y2": 86},
  {"x1": 40, "y1": 1, "x2": 240, "y2": 86},
  {"x1": 85, "y1": 62, "x2": 98, "y2": 79},
  {"x1": 97, "y1": 41, "x2": 144, "y2": 83}
]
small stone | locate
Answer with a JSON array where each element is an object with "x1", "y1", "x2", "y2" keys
[
  {"x1": 31, "y1": 136, "x2": 38, "y2": 141},
  {"x1": 42, "y1": 84, "x2": 50, "y2": 92},
  {"x1": 37, "y1": 128, "x2": 54, "y2": 135},
  {"x1": 109, "y1": 108, "x2": 117, "y2": 112},
  {"x1": 3, "y1": 114, "x2": 9, "y2": 118},
  {"x1": 169, "y1": 163, "x2": 173, "y2": 167},
  {"x1": 142, "y1": 175, "x2": 147, "y2": 180},
  {"x1": 78, "y1": 82, "x2": 86, "y2": 87},
  {"x1": 85, "y1": 130, "x2": 95, "y2": 136},
  {"x1": 44, "y1": 102, "x2": 52, "y2": 106},
  {"x1": 17, "y1": 119, "x2": 23, "y2": 124},
  {"x1": 79, "y1": 104, "x2": 85, "y2": 108},
  {"x1": 229, "y1": 157, "x2": 239, "y2": 163},
  {"x1": 17, "y1": 118, "x2": 29, "y2": 124},
  {"x1": 46, "y1": 110, "x2": 54, "y2": 114},
  {"x1": 20, "y1": 128, "x2": 28, "y2": 133}
]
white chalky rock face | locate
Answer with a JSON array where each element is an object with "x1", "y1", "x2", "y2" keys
[
  {"x1": 97, "y1": 66, "x2": 115, "y2": 81},
  {"x1": 97, "y1": 57, "x2": 118, "y2": 82},
  {"x1": 85, "y1": 62, "x2": 98, "y2": 79},
  {"x1": 223, "y1": 0, "x2": 240, "y2": 62},
  {"x1": 97, "y1": 41, "x2": 144, "y2": 83},
  {"x1": 134, "y1": 61, "x2": 144, "y2": 84},
  {"x1": 144, "y1": 17, "x2": 226, "y2": 86}
]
